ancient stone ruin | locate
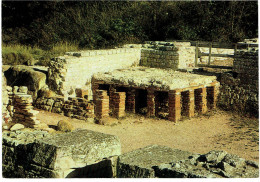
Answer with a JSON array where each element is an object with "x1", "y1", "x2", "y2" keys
[
  {"x1": 92, "y1": 68, "x2": 219, "y2": 122},
  {"x1": 2, "y1": 39, "x2": 259, "y2": 178}
]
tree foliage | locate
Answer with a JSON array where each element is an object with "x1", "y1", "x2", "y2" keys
[{"x1": 2, "y1": 1, "x2": 258, "y2": 50}]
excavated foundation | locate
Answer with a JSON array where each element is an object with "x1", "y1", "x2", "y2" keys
[{"x1": 92, "y1": 68, "x2": 220, "y2": 122}]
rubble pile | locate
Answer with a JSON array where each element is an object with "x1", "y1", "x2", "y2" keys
[
  {"x1": 35, "y1": 96, "x2": 94, "y2": 122},
  {"x1": 11, "y1": 87, "x2": 41, "y2": 128}
]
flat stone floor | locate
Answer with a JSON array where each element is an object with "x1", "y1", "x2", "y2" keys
[{"x1": 93, "y1": 67, "x2": 217, "y2": 90}]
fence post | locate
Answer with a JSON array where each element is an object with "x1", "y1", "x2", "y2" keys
[
  {"x1": 234, "y1": 43, "x2": 237, "y2": 56},
  {"x1": 208, "y1": 42, "x2": 212, "y2": 66},
  {"x1": 195, "y1": 41, "x2": 198, "y2": 67}
]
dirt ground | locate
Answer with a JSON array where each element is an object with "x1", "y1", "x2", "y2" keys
[{"x1": 36, "y1": 109, "x2": 259, "y2": 163}]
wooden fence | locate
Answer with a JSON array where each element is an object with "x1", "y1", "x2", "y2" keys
[{"x1": 193, "y1": 41, "x2": 258, "y2": 69}]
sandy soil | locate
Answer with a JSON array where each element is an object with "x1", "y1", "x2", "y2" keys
[{"x1": 37, "y1": 109, "x2": 259, "y2": 162}]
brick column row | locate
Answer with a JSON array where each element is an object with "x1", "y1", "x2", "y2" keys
[{"x1": 168, "y1": 90, "x2": 181, "y2": 122}]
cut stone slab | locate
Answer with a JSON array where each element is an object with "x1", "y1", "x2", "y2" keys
[
  {"x1": 32, "y1": 129, "x2": 121, "y2": 171},
  {"x1": 2, "y1": 129, "x2": 121, "y2": 178},
  {"x1": 117, "y1": 145, "x2": 193, "y2": 178},
  {"x1": 93, "y1": 67, "x2": 217, "y2": 91}
]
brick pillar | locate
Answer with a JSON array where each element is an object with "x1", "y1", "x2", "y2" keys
[
  {"x1": 109, "y1": 85, "x2": 116, "y2": 115},
  {"x1": 147, "y1": 89, "x2": 155, "y2": 117},
  {"x1": 126, "y1": 88, "x2": 135, "y2": 113},
  {"x1": 92, "y1": 82, "x2": 100, "y2": 102},
  {"x1": 112, "y1": 92, "x2": 126, "y2": 118},
  {"x1": 168, "y1": 90, "x2": 181, "y2": 122},
  {"x1": 182, "y1": 89, "x2": 195, "y2": 117},
  {"x1": 94, "y1": 90, "x2": 109, "y2": 119},
  {"x1": 207, "y1": 83, "x2": 219, "y2": 109},
  {"x1": 195, "y1": 87, "x2": 207, "y2": 114}
]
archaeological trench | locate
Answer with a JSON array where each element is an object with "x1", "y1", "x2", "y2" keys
[{"x1": 2, "y1": 40, "x2": 259, "y2": 178}]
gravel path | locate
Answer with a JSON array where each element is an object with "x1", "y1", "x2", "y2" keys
[{"x1": 37, "y1": 109, "x2": 259, "y2": 162}]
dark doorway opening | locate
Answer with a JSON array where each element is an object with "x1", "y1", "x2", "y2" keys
[
  {"x1": 98, "y1": 84, "x2": 110, "y2": 94},
  {"x1": 155, "y1": 91, "x2": 169, "y2": 119},
  {"x1": 181, "y1": 91, "x2": 189, "y2": 116},
  {"x1": 207, "y1": 87, "x2": 214, "y2": 109},
  {"x1": 135, "y1": 89, "x2": 147, "y2": 115},
  {"x1": 194, "y1": 88, "x2": 201, "y2": 114}
]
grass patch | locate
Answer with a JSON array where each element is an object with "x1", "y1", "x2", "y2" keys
[{"x1": 2, "y1": 42, "x2": 79, "y2": 66}]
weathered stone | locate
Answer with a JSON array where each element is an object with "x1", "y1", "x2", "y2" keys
[
  {"x1": 219, "y1": 48, "x2": 258, "y2": 117},
  {"x1": 32, "y1": 129, "x2": 121, "y2": 170},
  {"x1": 153, "y1": 150, "x2": 259, "y2": 178},
  {"x1": 117, "y1": 145, "x2": 193, "y2": 178},
  {"x1": 222, "y1": 153, "x2": 245, "y2": 168},
  {"x1": 2, "y1": 129, "x2": 121, "y2": 178},
  {"x1": 18, "y1": 86, "x2": 28, "y2": 94},
  {"x1": 48, "y1": 48, "x2": 140, "y2": 97},
  {"x1": 10, "y1": 123, "x2": 25, "y2": 131},
  {"x1": 4, "y1": 65, "x2": 47, "y2": 99},
  {"x1": 57, "y1": 120, "x2": 74, "y2": 132},
  {"x1": 198, "y1": 150, "x2": 227, "y2": 163},
  {"x1": 42, "y1": 128, "x2": 56, "y2": 133},
  {"x1": 93, "y1": 68, "x2": 217, "y2": 91},
  {"x1": 32, "y1": 123, "x2": 49, "y2": 130}
]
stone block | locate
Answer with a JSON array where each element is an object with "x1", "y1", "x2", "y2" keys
[
  {"x1": 75, "y1": 88, "x2": 89, "y2": 98},
  {"x1": 153, "y1": 150, "x2": 259, "y2": 178},
  {"x1": 32, "y1": 129, "x2": 121, "y2": 171},
  {"x1": 117, "y1": 145, "x2": 193, "y2": 178}
]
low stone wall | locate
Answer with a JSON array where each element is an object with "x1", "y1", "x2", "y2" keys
[
  {"x1": 34, "y1": 96, "x2": 94, "y2": 122},
  {"x1": 218, "y1": 49, "x2": 258, "y2": 116},
  {"x1": 233, "y1": 49, "x2": 258, "y2": 90},
  {"x1": 48, "y1": 48, "x2": 141, "y2": 99},
  {"x1": 140, "y1": 41, "x2": 195, "y2": 70},
  {"x1": 2, "y1": 129, "x2": 121, "y2": 178}
]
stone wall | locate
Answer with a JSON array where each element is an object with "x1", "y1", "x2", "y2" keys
[
  {"x1": 2, "y1": 73, "x2": 12, "y2": 123},
  {"x1": 218, "y1": 49, "x2": 258, "y2": 116},
  {"x1": 140, "y1": 41, "x2": 195, "y2": 70},
  {"x1": 48, "y1": 48, "x2": 141, "y2": 99},
  {"x1": 34, "y1": 96, "x2": 94, "y2": 122}
]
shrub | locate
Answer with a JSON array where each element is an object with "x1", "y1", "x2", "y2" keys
[{"x1": 2, "y1": 42, "x2": 79, "y2": 66}]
